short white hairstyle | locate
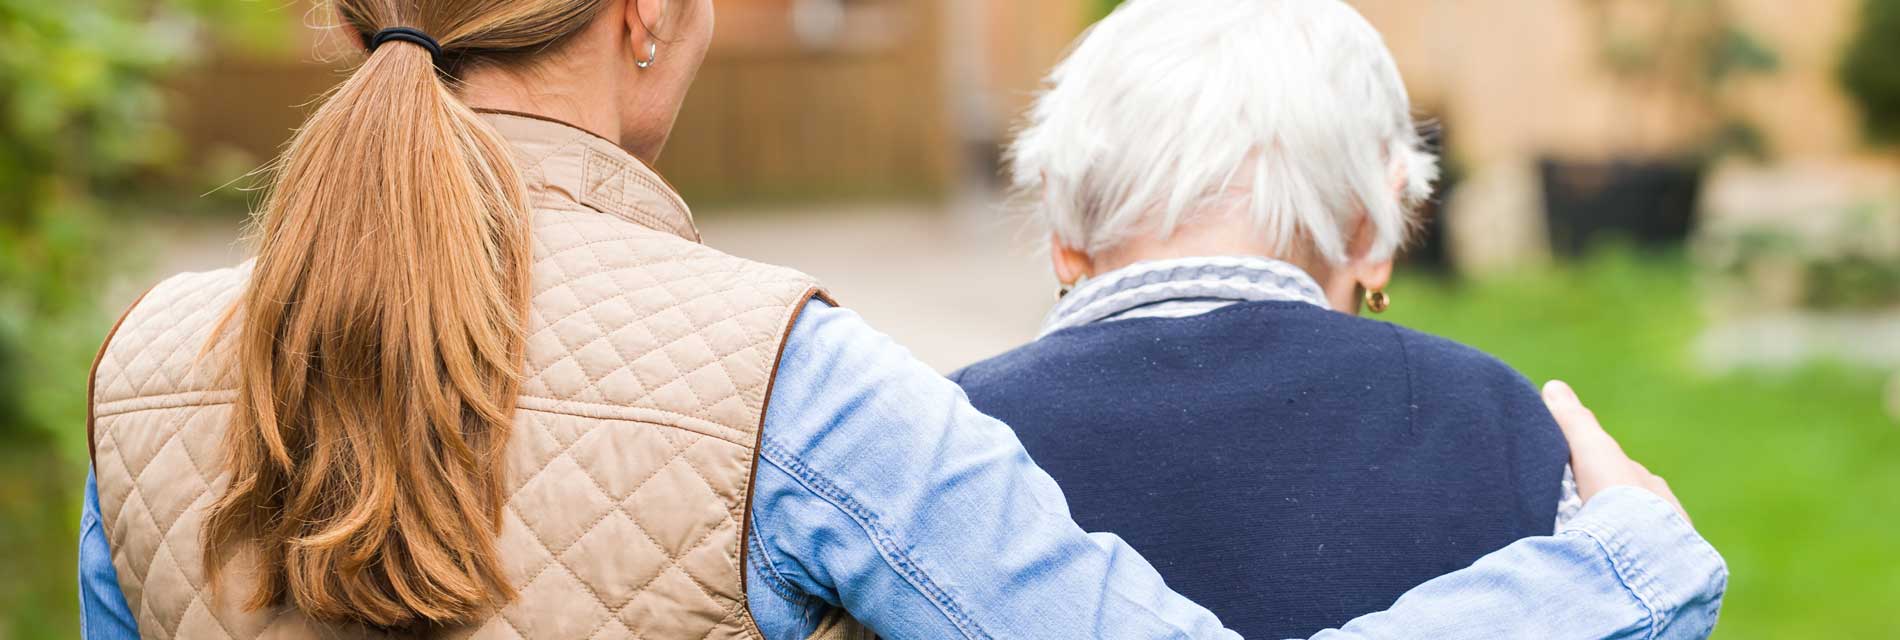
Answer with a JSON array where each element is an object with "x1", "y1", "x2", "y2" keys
[{"x1": 1010, "y1": 0, "x2": 1439, "y2": 264}]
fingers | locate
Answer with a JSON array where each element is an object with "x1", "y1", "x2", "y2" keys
[
  {"x1": 1543, "y1": 380, "x2": 1693, "y2": 523},
  {"x1": 1541, "y1": 380, "x2": 1588, "y2": 430},
  {"x1": 1543, "y1": 380, "x2": 1624, "y2": 462},
  {"x1": 1544, "y1": 379, "x2": 1628, "y2": 501}
]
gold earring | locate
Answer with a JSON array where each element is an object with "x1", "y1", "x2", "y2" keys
[
  {"x1": 1368, "y1": 288, "x2": 1398, "y2": 313},
  {"x1": 1364, "y1": 288, "x2": 1391, "y2": 314}
]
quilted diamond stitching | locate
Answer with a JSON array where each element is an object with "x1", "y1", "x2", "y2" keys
[
  {"x1": 100, "y1": 268, "x2": 240, "y2": 402},
  {"x1": 598, "y1": 445, "x2": 736, "y2": 602},
  {"x1": 532, "y1": 261, "x2": 745, "y2": 379},
  {"x1": 115, "y1": 404, "x2": 243, "y2": 640},
  {"x1": 562, "y1": 513, "x2": 671, "y2": 610},
  {"x1": 107, "y1": 421, "x2": 184, "y2": 587},
  {"x1": 506, "y1": 423, "x2": 729, "y2": 627}
]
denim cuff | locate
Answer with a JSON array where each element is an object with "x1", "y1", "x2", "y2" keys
[{"x1": 1561, "y1": 486, "x2": 1729, "y2": 639}]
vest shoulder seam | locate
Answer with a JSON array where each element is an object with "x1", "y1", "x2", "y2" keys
[
  {"x1": 93, "y1": 390, "x2": 765, "y2": 449},
  {"x1": 514, "y1": 396, "x2": 758, "y2": 447}
]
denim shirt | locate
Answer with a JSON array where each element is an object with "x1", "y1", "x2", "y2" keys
[{"x1": 80, "y1": 300, "x2": 1726, "y2": 639}]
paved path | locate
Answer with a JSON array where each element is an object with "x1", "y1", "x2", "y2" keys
[{"x1": 110, "y1": 201, "x2": 1055, "y2": 373}]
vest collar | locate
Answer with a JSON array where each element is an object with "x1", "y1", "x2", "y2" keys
[{"x1": 477, "y1": 109, "x2": 701, "y2": 243}]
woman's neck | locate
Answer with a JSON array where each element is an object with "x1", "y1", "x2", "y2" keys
[
  {"x1": 459, "y1": 63, "x2": 625, "y2": 148},
  {"x1": 1088, "y1": 219, "x2": 1332, "y2": 284},
  {"x1": 1085, "y1": 214, "x2": 1365, "y2": 313}
]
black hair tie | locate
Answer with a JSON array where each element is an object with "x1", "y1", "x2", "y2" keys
[{"x1": 368, "y1": 27, "x2": 445, "y2": 68}]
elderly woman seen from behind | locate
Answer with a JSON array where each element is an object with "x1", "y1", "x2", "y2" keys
[{"x1": 954, "y1": 1, "x2": 1592, "y2": 637}]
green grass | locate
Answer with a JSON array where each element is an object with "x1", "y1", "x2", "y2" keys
[{"x1": 1386, "y1": 254, "x2": 1900, "y2": 639}]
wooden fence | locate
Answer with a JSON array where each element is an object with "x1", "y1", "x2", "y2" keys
[{"x1": 168, "y1": 0, "x2": 956, "y2": 207}]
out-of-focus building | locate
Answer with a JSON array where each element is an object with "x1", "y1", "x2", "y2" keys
[
  {"x1": 1350, "y1": 0, "x2": 1870, "y2": 167},
  {"x1": 172, "y1": 0, "x2": 1894, "y2": 263},
  {"x1": 171, "y1": 0, "x2": 969, "y2": 204},
  {"x1": 1347, "y1": 0, "x2": 1899, "y2": 270}
]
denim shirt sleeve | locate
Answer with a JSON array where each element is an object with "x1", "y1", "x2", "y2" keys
[
  {"x1": 1317, "y1": 487, "x2": 1726, "y2": 639},
  {"x1": 79, "y1": 470, "x2": 140, "y2": 639},
  {"x1": 745, "y1": 301, "x2": 1727, "y2": 640}
]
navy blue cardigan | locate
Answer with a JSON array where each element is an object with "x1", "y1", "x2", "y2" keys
[{"x1": 951, "y1": 300, "x2": 1568, "y2": 638}]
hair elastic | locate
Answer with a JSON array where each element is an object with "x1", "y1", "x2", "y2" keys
[{"x1": 368, "y1": 27, "x2": 445, "y2": 68}]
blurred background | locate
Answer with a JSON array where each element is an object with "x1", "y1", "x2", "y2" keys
[{"x1": 3, "y1": 0, "x2": 1897, "y2": 636}]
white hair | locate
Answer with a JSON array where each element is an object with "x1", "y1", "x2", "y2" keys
[{"x1": 1010, "y1": 0, "x2": 1439, "y2": 264}]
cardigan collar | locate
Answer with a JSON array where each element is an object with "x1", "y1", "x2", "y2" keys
[
  {"x1": 1041, "y1": 256, "x2": 1331, "y2": 336},
  {"x1": 478, "y1": 109, "x2": 701, "y2": 243}
]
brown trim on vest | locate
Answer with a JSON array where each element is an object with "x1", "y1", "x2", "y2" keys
[
  {"x1": 737, "y1": 287, "x2": 836, "y2": 629},
  {"x1": 88, "y1": 285, "x2": 156, "y2": 465}
]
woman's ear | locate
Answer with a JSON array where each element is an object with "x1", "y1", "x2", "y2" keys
[
  {"x1": 1049, "y1": 234, "x2": 1092, "y2": 287},
  {"x1": 1361, "y1": 160, "x2": 1410, "y2": 293},
  {"x1": 1043, "y1": 173, "x2": 1092, "y2": 286},
  {"x1": 1347, "y1": 214, "x2": 1394, "y2": 292},
  {"x1": 629, "y1": 0, "x2": 668, "y2": 40},
  {"x1": 1355, "y1": 256, "x2": 1395, "y2": 293}
]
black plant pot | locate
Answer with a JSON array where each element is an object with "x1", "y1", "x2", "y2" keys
[{"x1": 1538, "y1": 157, "x2": 1706, "y2": 258}]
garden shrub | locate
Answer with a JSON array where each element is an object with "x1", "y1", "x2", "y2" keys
[
  {"x1": 0, "y1": 0, "x2": 282, "y2": 634},
  {"x1": 1842, "y1": 0, "x2": 1900, "y2": 145}
]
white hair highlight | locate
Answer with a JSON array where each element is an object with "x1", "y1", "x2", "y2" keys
[{"x1": 1010, "y1": 0, "x2": 1439, "y2": 264}]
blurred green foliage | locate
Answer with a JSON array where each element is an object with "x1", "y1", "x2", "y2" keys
[
  {"x1": 1704, "y1": 205, "x2": 1900, "y2": 311},
  {"x1": 1842, "y1": 0, "x2": 1900, "y2": 145},
  {"x1": 0, "y1": 0, "x2": 284, "y2": 636},
  {"x1": 1390, "y1": 253, "x2": 1900, "y2": 639}
]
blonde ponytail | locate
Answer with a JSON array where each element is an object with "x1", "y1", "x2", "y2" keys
[{"x1": 204, "y1": 0, "x2": 604, "y2": 628}]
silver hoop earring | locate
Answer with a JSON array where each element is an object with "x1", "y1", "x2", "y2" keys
[{"x1": 636, "y1": 41, "x2": 658, "y2": 69}]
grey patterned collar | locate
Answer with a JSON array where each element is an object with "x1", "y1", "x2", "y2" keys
[{"x1": 1040, "y1": 256, "x2": 1331, "y2": 337}]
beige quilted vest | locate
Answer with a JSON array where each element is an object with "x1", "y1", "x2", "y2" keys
[{"x1": 88, "y1": 112, "x2": 863, "y2": 639}]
